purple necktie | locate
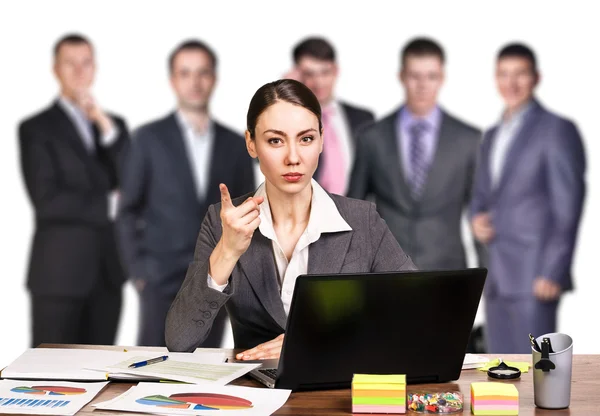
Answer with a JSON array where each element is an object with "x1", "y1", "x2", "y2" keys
[{"x1": 409, "y1": 121, "x2": 429, "y2": 199}]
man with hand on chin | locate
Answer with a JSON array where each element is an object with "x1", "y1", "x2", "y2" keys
[{"x1": 19, "y1": 34, "x2": 129, "y2": 347}]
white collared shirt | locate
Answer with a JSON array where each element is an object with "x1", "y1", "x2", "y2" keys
[
  {"x1": 322, "y1": 100, "x2": 354, "y2": 194},
  {"x1": 175, "y1": 111, "x2": 214, "y2": 200},
  {"x1": 58, "y1": 96, "x2": 118, "y2": 151},
  {"x1": 208, "y1": 179, "x2": 352, "y2": 316},
  {"x1": 490, "y1": 101, "x2": 534, "y2": 188}
]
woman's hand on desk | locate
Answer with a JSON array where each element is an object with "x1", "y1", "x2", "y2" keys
[
  {"x1": 236, "y1": 334, "x2": 285, "y2": 360},
  {"x1": 208, "y1": 184, "x2": 264, "y2": 285}
]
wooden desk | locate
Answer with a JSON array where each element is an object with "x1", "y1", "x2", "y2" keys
[{"x1": 40, "y1": 345, "x2": 600, "y2": 415}]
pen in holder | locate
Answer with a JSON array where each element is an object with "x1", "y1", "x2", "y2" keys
[{"x1": 531, "y1": 333, "x2": 573, "y2": 409}]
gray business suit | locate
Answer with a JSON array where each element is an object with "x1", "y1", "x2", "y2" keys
[
  {"x1": 471, "y1": 100, "x2": 586, "y2": 353},
  {"x1": 347, "y1": 107, "x2": 481, "y2": 270},
  {"x1": 165, "y1": 193, "x2": 416, "y2": 352}
]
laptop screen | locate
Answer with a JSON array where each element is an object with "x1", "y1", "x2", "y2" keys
[{"x1": 276, "y1": 268, "x2": 487, "y2": 391}]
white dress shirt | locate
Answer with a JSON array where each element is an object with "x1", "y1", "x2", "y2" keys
[
  {"x1": 58, "y1": 96, "x2": 118, "y2": 150},
  {"x1": 322, "y1": 100, "x2": 354, "y2": 195},
  {"x1": 490, "y1": 101, "x2": 534, "y2": 188},
  {"x1": 175, "y1": 111, "x2": 215, "y2": 200},
  {"x1": 208, "y1": 179, "x2": 352, "y2": 316}
]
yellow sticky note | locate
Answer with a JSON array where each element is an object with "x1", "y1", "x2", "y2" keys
[{"x1": 352, "y1": 374, "x2": 406, "y2": 384}]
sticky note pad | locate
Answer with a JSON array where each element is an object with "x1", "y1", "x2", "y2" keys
[
  {"x1": 471, "y1": 382, "x2": 519, "y2": 415},
  {"x1": 352, "y1": 374, "x2": 406, "y2": 414}
]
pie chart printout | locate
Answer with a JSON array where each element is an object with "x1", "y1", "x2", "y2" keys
[
  {"x1": 136, "y1": 393, "x2": 254, "y2": 410},
  {"x1": 11, "y1": 386, "x2": 87, "y2": 396}
]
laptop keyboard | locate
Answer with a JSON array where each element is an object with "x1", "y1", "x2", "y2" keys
[{"x1": 258, "y1": 368, "x2": 277, "y2": 380}]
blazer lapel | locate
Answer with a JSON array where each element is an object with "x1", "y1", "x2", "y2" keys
[
  {"x1": 480, "y1": 127, "x2": 496, "y2": 200},
  {"x1": 339, "y1": 103, "x2": 359, "y2": 147},
  {"x1": 51, "y1": 103, "x2": 106, "y2": 181},
  {"x1": 205, "y1": 123, "x2": 229, "y2": 203},
  {"x1": 381, "y1": 111, "x2": 414, "y2": 208},
  {"x1": 493, "y1": 102, "x2": 543, "y2": 197},
  {"x1": 163, "y1": 114, "x2": 200, "y2": 204},
  {"x1": 237, "y1": 231, "x2": 287, "y2": 329},
  {"x1": 307, "y1": 230, "x2": 353, "y2": 275},
  {"x1": 52, "y1": 103, "x2": 94, "y2": 161},
  {"x1": 418, "y1": 112, "x2": 456, "y2": 201}
]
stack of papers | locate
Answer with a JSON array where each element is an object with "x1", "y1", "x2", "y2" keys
[
  {"x1": 0, "y1": 380, "x2": 107, "y2": 415},
  {"x1": 470, "y1": 382, "x2": 519, "y2": 415},
  {"x1": 0, "y1": 348, "x2": 227, "y2": 382},
  {"x1": 352, "y1": 374, "x2": 406, "y2": 414},
  {"x1": 93, "y1": 382, "x2": 291, "y2": 415}
]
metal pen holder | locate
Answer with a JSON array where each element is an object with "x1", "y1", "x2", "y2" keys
[{"x1": 531, "y1": 332, "x2": 573, "y2": 409}]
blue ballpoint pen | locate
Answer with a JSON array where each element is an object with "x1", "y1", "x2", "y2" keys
[{"x1": 128, "y1": 355, "x2": 169, "y2": 368}]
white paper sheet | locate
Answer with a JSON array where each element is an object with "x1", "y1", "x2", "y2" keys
[
  {"x1": 0, "y1": 379, "x2": 108, "y2": 415},
  {"x1": 93, "y1": 382, "x2": 291, "y2": 415},
  {"x1": 1, "y1": 348, "x2": 226, "y2": 381},
  {"x1": 103, "y1": 356, "x2": 260, "y2": 385},
  {"x1": 462, "y1": 353, "x2": 490, "y2": 369}
]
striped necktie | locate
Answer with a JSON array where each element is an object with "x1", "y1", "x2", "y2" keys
[{"x1": 409, "y1": 121, "x2": 430, "y2": 199}]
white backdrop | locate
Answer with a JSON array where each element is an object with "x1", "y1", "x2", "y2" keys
[{"x1": 1, "y1": 0, "x2": 598, "y2": 366}]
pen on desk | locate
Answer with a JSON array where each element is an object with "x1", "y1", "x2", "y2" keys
[
  {"x1": 529, "y1": 333, "x2": 541, "y2": 352},
  {"x1": 128, "y1": 355, "x2": 169, "y2": 368}
]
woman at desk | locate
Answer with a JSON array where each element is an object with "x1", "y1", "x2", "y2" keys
[{"x1": 165, "y1": 79, "x2": 416, "y2": 358}]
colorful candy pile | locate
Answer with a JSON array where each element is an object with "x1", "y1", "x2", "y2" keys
[
  {"x1": 470, "y1": 382, "x2": 519, "y2": 415},
  {"x1": 352, "y1": 374, "x2": 406, "y2": 414},
  {"x1": 407, "y1": 391, "x2": 463, "y2": 413}
]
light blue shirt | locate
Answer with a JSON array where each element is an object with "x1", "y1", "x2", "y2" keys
[
  {"x1": 396, "y1": 106, "x2": 442, "y2": 182},
  {"x1": 175, "y1": 111, "x2": 215, "y2": 200},
  {"x1": 490, "y1": 101, "x2": 534, "y2": 188}
]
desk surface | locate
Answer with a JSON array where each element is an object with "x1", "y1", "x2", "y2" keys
[{"x1": 39, "y1": 344, "x2": 600, "y2": 415}]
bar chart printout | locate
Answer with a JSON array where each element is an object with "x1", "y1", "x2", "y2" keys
[{"x1": 0, "y1": 380, "x2": 108, "y2": 415}]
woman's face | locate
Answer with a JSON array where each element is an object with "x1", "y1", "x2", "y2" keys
[{"x1": 246, "y1": 100, "x2": 323, "y2": 195}]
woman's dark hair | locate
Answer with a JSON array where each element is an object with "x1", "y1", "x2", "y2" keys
[{"x1": 246, "y1": 79, "x2": 322, "y2": 139}]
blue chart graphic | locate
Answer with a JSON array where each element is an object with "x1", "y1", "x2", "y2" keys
[{"x1": 0, "y1": 397, "x2": 70, "y2": 409}]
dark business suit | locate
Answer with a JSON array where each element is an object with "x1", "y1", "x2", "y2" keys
[
  {"x1": 348, "y1": 107, "x2": 481, "y2": 270},
  {"x1": 471, "y1": 100, "x2": 586, "y2": 353},
  {"x1": 314, "y1": 101, "x2": 375, "y2": 189},
  {"x1": 166, "y1": 193, "x2": 416, "y2": 352},
  {"x1": 18, "y1": 101, "x2": 129, "y2": 347},
  {"x1": 117, "y1": 113, "x2": 255, "y2": 347}
]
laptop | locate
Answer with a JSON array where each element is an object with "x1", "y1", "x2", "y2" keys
[{"x1": 240, "y1": 268, "x2": 486, "y2": 391}]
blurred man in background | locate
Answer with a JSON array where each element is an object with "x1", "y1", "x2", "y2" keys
[
  {"x1": 348, "y1": 38, "x2": 481, "y2": 272},
  {"x1": 471, "y1": 43, "x2": 586, "y2": 353},
  {"x1": 18, "y1": 34, "x2": 129, "y2": 347},
  {"x1": 285, "y1": 37, "x2": 375, "y2": 195},
  {"x1": 117, "y1": 40, "x2": 255, "y2": 347}
]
